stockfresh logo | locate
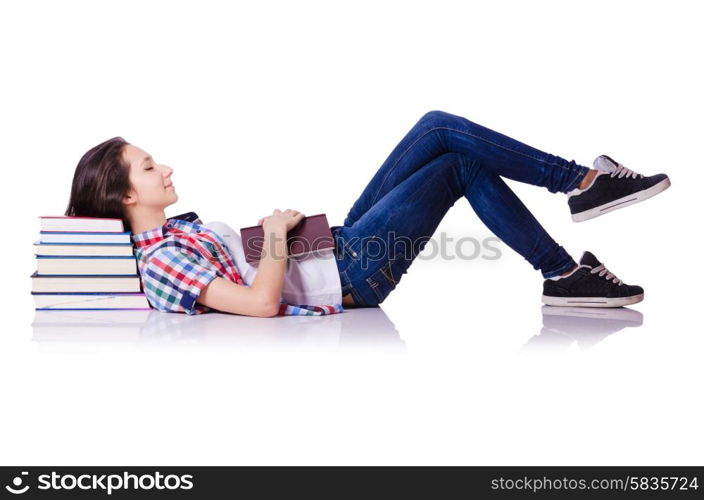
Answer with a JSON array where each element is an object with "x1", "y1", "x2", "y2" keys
[
  {"x1": 3, "y1": 470, "x2": 194, "y2": 496},
  {"x1": 5, "y1": 471, "x2": 30, "y2": 495}
]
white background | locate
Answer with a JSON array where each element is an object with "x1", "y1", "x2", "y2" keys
[{"x1": 1, "y1": 0, "x2": 702, "y2": 465}]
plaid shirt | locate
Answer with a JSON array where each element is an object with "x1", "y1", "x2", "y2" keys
[{"x1": 131, "y1": 217, "x2": 344, "y2": 316}]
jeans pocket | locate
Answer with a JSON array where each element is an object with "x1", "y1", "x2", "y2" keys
[{"x1": 366, "y1": 260, "x2": 397, "y2": 304}]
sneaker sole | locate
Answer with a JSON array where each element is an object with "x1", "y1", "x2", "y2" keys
[
  {"x1": 571, "y1": 177, "x2": 671, "y2": 222},
  {"x1": 541, "y1": 293, "x2": 644, "y2": 308}
]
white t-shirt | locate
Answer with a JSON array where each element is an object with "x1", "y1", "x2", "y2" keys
[{"x1": 203, "y1": 220, "x2": 343, "y2": 306}]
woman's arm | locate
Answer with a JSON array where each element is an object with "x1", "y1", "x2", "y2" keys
[{"x1": 196, "y1": 210, "x2": 303, "y2": 317}]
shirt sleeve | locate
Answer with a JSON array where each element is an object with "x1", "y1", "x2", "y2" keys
[{"x1": 141, "y1": 245, "x2": 219, "y2": 315}]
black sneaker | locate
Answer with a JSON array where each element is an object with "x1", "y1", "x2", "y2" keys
[
  {"x1": 542, "y1": 251, "x2": 644, "y2": 307},
  {"x1": 567, "y1": 154, "x2": 670, "y2": 222}
]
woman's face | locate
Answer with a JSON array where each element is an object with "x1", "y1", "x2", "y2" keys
[{"x1": 122, "y1": 144, "x2": 178, "y2": 210}]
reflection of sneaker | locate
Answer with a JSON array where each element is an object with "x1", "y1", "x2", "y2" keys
[
  {"x1": 542, "y1": 251, "x2": 644, "y2": 307},
  {"x1": 538, "y1": 305, "x2": 643, "y2": 349},
  {"x1": 568, "y1": 154, "x2": 670, "y2": 222},
  {"x1": 541, "y1": 304, "x2": 643, "y2": 325}
]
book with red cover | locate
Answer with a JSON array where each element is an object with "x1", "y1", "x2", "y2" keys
[{"x1": 240, "y1": 213, "x2": 335, "y2": 264}]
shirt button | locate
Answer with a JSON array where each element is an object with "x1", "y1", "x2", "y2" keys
[{"x1": 351, "y1": 250, "x2": 358, "y2": 257}]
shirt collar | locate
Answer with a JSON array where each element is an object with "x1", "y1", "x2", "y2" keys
[{"x1": 131, "y1": 218, "x2": 202, "y2": 249}]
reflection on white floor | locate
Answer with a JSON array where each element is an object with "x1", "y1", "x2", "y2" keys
[
  {"x1": 31, "y1": 304, "x2": 647, "y2": 354},
  {"x1": 18, "y1": 297, "x2": 702, "y2": 466},
  {"x1": 31, "y1": 307, "x2": 406, "y2": 352},
  {"x1": 522, "y1": 305, "x2": 644, "y2": 352}
]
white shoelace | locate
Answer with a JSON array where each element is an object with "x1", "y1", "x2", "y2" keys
[
  {"x1": 609, "y1": 164, "x2": 643, "y2": 179},
  {"x1": 590, "y1": 263, "x2": 623, "y2": 285}
]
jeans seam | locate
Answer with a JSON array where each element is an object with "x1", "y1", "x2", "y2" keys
[
  {"x1": 371, "y1": 127, "x2": 444, "y2": 206},
  {"x1": 366, "y1": 276, "x2": 382, "y2": 303},
  {"x1": 340, "y1": 268, "x2": 368, "y2": 306},
  {"x1": 340, "y1": 268, "x2": 350, "y2": 290},
  {"x1": 564, "y1": 167, "x2": 588, "y2": 192},
  {"x1": 340, "y1": 269, "x2": 355, "y2": 300},
  {"x1": 380, "y1": 261, "x2": 397, "y2": 285},
  {"x1": 334, "y1": 227, "x2": 359, "y2": 275},
  {"x1": 371, "y1": 125, "x2": 581, "y2": 205},
  {"x1": 350, "y1": 281, "x2": 367, "y2": 306},
  {"x1": 436, "y1": 126, "x2": 577, "y2": 170},
  {"x1": 458, "y1": 153, "x2": 475, "y2": 189}
]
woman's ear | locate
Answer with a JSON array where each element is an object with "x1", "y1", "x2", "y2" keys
[{"x1": 122, "y1": 190, "x2": 136, "y2": 208}]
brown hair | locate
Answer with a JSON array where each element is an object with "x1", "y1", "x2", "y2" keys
[{"x1": 65, "y1": 137, "x2": 133, "y2": 232}]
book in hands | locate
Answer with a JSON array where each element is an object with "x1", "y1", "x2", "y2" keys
[{"x1": 240, "y1": 213, "x2": 335, "y2": 264}]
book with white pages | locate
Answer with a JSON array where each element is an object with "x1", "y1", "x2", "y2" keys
[
  {"x1": 40, "y1": 231, "x2": 132, "y2": 244},
  {"x1": 39, "y1": 215, "x2": 125, "y2": 232},
  {"x1": 30, "y1": 271, "x2": 142, "y2": 292},
  {"x1": 35, "y1": 255, "x2": 138, "y2": 275}
]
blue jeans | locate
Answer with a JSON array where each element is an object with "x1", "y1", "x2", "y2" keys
[{"x1": 331, "y1": 110, "x2": 589, "y2": 307}]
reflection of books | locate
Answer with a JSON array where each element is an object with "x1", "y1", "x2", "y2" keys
[
  {"x1": 31, "y1": 308, "x2": 406, "y2": 351},
  {"x1": 240, "y1": 213, "x2": 334, "y2": 264},
  {"x1": 31, "y1": 309, "x2": 151, "y2": 341},
  {"x1": 30, "y1": 271, "x2": 141, "y2": 292},
  {"x1": 32, "y1": 292, "x2": 150, "y2": 310}
]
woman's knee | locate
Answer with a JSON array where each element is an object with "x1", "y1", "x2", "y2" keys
[
  {"x1": 419, "y1": 109, "x2": 463, "y2": 127},
  {"x1": 435, "y1": 151, "x2": 470, "y2": 183},
  {"x1": 420, "y1": 109, "x2": 447, "y2": 124}
]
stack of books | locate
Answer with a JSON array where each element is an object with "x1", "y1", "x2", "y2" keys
[{"x1": 30, "y1": 216, "x2": 151, "y2": 311}]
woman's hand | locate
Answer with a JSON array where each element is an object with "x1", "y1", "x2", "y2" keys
[{"x1": 258, "y1": 208, "x2": 305, "y2": 233}]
